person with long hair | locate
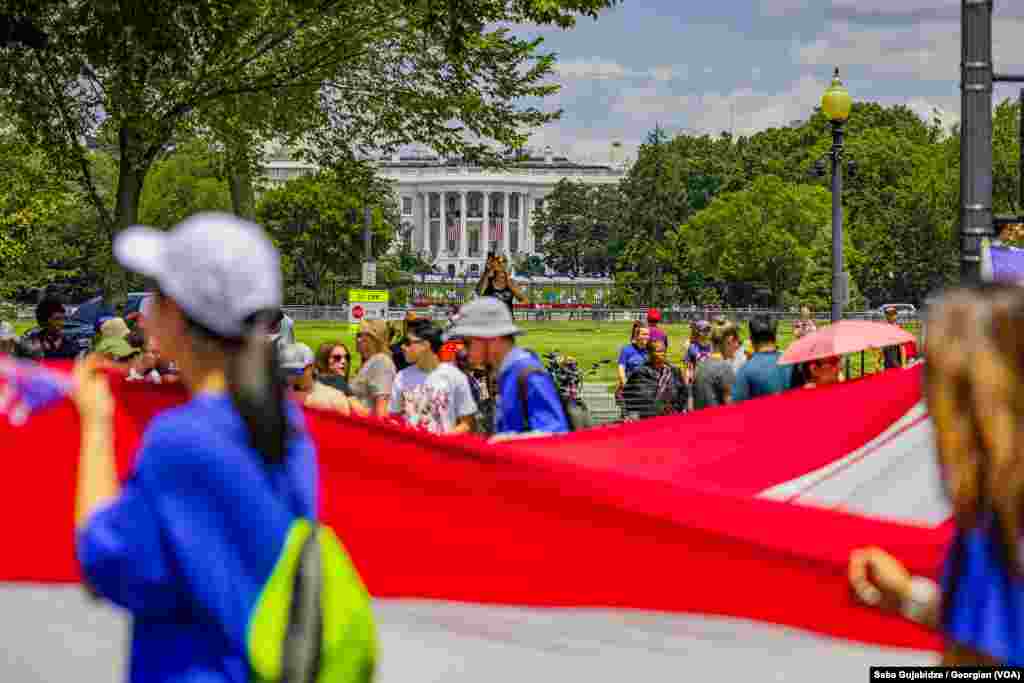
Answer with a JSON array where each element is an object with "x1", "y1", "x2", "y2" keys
[
  {"x1": 71, "y1": 213, "x2": 376, "y2": 682},
  {"x1": 477, "y1": 255, "x2": 527, "y2": 316},
  {"x1": 315, "y1": 340, "x2": 352, "y2": 395},
  {"x1": 280, "y1": 342, "x2": 355, "y2": 416},
  {"x1": 848, "y1": 284, "x2": 1024, "y2": 666},
  {"x1": 351, "y1": 319, "x2": 396, "y2": 417}
]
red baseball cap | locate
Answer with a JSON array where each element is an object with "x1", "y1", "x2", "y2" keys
[{"x1": 647, "y1": 308, "x2": 662, "y2": 322}]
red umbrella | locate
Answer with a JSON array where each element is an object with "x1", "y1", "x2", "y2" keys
[{"x1": 778, "y1": 320, "x2": 916, "y2": 366}]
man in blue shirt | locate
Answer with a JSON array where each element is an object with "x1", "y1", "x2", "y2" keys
[
  {"x1": 448, "y1": 297, "x2": 569, "y2": 434},
  {"x1": 733, "y1": 314, "x2": 792, "y2": 402}
]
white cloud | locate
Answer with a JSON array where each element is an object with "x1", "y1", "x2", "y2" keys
[
  {"x1": 651, "y1": 64, "x2": 688, "y2": 82},
  {"x1": 793, "y1": 17, "x2": 1024, "y2": 82},
  {"x1": 555, "y1": 58, "x2": 640, "y2": 80},
  {"x1": 527, "y1": 126, "x2": 643, "y2": 166},
  {"x1": 555, "y1": 58, "x2": 694, "y2": 84},
  {"x1": 611, "y1": 75, "x2": 829, "y2": 136}
]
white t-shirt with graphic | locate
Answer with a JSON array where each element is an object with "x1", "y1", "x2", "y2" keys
[{"x1": 389, "y1": 362, "x2": 478, "y2": 434}]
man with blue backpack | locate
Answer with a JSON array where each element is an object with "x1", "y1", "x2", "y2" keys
[{"x1": 447, "y1": 297, "x2": 570, "y2": 435}]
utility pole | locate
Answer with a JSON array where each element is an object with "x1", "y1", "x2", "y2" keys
[
  {"x1": 960, "y1": 0, "x2": 994, "y2": 283},
  {"x1": 362, "y1": 205, "x2": 375, "y2": 286}
]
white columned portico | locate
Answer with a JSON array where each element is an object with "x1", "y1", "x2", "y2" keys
[
  {"x1": 501, "y1": 191, "x2": 511, "y2": 257},
  {"x1": 439, "y1": 191, "x2": 447, "y2": 257},
  {"x1": 523, "y1": 191, "x2": 531, "y2": 254},
  {"x1": 417, "y1": 192, "x2": 426, "y2": 253},
  {"x1": 459, "y1": 191, "x2": 468, "y2": 259},
  {"x1": 483, "y1": 190, "x2": 491, "y2": 254}
]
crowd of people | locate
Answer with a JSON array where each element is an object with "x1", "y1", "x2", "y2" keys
[
  {"x1": 2, "y1": 271, "x2": 569, "y2": 440},
  {"x1": 614, "y1": 304, "x2": 917, "y2": 418},
  {"x1": 2, "y1": 286, "x2": 920, "y2": 435}
]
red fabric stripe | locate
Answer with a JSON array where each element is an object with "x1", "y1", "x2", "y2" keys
[
  {"x1": 503, "y1": 367, "x2": 924, "y2": 497},
  {"x1": 0, "y1": 363, "x2": 945, "y2": 651}
]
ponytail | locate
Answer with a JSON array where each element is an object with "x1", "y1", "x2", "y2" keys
[{"x1": 226, "y1": 312, "x2": 291, "y2": 465}]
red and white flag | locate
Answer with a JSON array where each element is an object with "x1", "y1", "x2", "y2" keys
[
  {"x1": 490, "y1": 220, "x2": 503, "y2": 242},
  {"x1": 0, "y1": 363, "x2": 946, "y2": 681},
  {"x1": 446, "y1": 217, "x2": 459, "y2": 246}
]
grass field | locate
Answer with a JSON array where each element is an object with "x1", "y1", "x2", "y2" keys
[{"x1": 13, "y1": 318, "x2": 920, "y2": 388}]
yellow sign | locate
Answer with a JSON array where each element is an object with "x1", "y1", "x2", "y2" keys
[{"x1": 349, "y1": 289, "x2": 389, "y2": 303}]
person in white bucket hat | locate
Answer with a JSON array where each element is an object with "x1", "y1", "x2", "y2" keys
[
  {"x1": 68, "y1": 212, "x2": 377, "y2": 682},
  {"x1": 447, "y1": 296, "x2": 568, "y2": 435}
]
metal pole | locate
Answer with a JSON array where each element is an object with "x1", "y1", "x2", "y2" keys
[
  {"x1": 831, "y1": 121, "x2": 845, "y2": 324},
  {"x1": 363, "y1": 205, "x2": 373, "y2": 260},
  {"x1": 960, "y1": 0, "x2": 994, "y2": 282}
]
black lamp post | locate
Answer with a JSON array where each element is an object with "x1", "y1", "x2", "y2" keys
[{"x1": 819, "y1": 68, "x2": 853, "y2": 323}]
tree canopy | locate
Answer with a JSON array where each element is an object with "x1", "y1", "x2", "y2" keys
[
  {"x1": 0, "y1": 0, "x2": 618, "y2": 294},
  {"x1": 256, "y1": 169, "x2": 397, "y2": 304}
]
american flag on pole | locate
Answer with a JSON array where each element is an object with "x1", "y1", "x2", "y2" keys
[
  {"x1": 446, "y1": 217, "x2": 459, "y2": 244},
  {"x1": 490, "y1": 219, "x2": 503, "y2": 242}
]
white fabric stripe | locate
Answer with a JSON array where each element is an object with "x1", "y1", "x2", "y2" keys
[
  {"x1": 757, "y1": 401, "x2": 950, "y2": 527},
  {"x1": 0, "y1": 585, "x2": 932, "y2": 682}
]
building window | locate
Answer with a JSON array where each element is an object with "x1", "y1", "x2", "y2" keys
[
  {"x1": 447, "y1": 264, "x2": 456, "y2": 278},
  {"x1": 470, "y1": 263, "x2": 480, "y2": 275},
  {"x1": 509, "y1": 193, "x2": 520, "y2": 219},
  {"x1": 468, "y1": 192, "x2": 483, "y2": 218},
  {"x1": 535, "y1": 198, "x2": 545, "y2": 211},
  {"x1": 429, "y1": 194, "x2": 440, "y2": 218},
  {"x1": 402, "y1": 197, "x2": 413, "y2": 215}
]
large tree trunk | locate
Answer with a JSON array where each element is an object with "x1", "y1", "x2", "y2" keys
[
  {"x1": 226, "y1": 141, "x2": 256, "y2": 220},
  {"x1": 107, "y1": 125, "x2": 151, "y2": 302},
  {"x1": 228, "y1": 163, "x2": 256, "y2": 220}
]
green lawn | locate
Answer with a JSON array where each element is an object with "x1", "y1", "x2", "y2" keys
[
  {"x1": 13, "y1": 318, "x2": 919, "y2": 388},
  {"x1": 283, "y1": 318, "x2": 919, "y2": 388}
]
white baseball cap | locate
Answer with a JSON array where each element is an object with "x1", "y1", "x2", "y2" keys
[
  {"x1": 279, "y1": 343, "x2": 315, "y2": 374},
  {"x1": 114, "y1": 213, "x2": 282, "y2": 339}
]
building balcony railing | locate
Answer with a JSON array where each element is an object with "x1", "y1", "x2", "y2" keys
[{"x1": 383, "y1": 167, "x2": 623, "y2": 180}]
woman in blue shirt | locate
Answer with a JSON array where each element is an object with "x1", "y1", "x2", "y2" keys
[
  {"x1": 71, "y1": 213, "x2": 375, "y2": 682},
  {"x1": 847, "y1": 285, "x2": 1024, "y2": 666}
]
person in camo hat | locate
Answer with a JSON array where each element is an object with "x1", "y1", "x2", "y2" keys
[{"x1": 92, "y1": 317, "x2": 140, "y2": 362}]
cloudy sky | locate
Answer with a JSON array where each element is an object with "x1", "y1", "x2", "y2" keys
[{"x1": 514, "y1": 0, "x2": 1024, "y2": 164}]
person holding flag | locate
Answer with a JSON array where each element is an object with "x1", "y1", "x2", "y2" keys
[{"x1": 70, "y1": 213, "x2": 376, "y2": 682}]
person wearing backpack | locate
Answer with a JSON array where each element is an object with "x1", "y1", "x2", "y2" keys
[
  {"x1": 70, "y1": 213, "x2": 376, "y2": 683},
  {"x1": 447, "y1": 296, "x2": 569, "y2": 435}
]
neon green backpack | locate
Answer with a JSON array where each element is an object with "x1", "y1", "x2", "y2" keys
[{"x1": 247, "y1": 519, "x2": 377, "y2": 683}]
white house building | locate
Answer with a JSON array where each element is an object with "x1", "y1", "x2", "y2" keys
[{"x1": 262, "y1": 148, "x2": 625, "y2": 278}]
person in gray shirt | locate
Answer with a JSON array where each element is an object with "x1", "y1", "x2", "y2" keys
[{"x1": 692, "y1": 323, "x2": 738, "y2": 410}]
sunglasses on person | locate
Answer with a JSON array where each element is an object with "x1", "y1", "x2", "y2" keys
[
  {"x1": 402, "y1": 337, "x2": 425, "y2": 347},
  {"x1": 330, "y1": 353, "x2": 347, "y2": 363}
]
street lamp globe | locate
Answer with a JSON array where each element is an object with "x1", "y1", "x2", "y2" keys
[{"x1": 821, "y1": 67, "x2": 852, "y2": 122}]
